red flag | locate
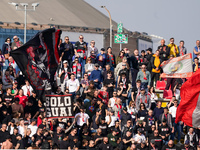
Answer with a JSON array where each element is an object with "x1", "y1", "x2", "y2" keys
[{"x1": 175, "y1": 69, "x2": 200, "y2": 127}]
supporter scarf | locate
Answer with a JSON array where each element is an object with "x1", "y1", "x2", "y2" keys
[
  {"x1": 26, "y1": 86, "x2": 30, "y2": 96},
  {"x1": 16, "y1": 41, "x2": 21, "y2": 47},
  {"x1": 163, "y1": 46, "x2": 166, "y2": 52},
  {"x1": 107, "y1": 54, "x2": 115, "y2": 65},
  {"x1": 9, "y1": 60, "x2": 15, "y2": 66},
  {"x1": 115, "y1": 104, "x2": 122, "y2": 118},
  {"x1": 142, "y1": 70, "x2": 147, "y2": 80},
  {"x1": 81, "y1": 112, "x2": 85, "y2": 122},
  {"x1": 179, "y1": 46, "x2": 184, "y2": 56},
  {"x1": 140, "y1": 94, "x2": 147, "y2": 103},
  {"x1": 5, "y1": 75, "x2": 11, "y2": 83}
]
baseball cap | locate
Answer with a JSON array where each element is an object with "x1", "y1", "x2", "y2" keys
[
  {"x1": 137, "y1": 128, "x2": 143, "y2": 132},
  {"x1": 101, "y1": 48, "x2": 105, "y2": 51},
  {"x1": 94, "y1": 63, "x2": 99, "y2": 67},
  {"x1": 63, "y1": 60, "x2": 68, "y2": 64},
  {"x1": 15, "y1": 97, "x2": 20, "y2": 101},
  {"x1": 140, "y1": 87, "x2": 145, "y2": 91}
]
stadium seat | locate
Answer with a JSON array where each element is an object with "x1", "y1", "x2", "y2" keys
[
  {"x1": 163, "y1": 89, "x2": 173, "y2": 99},
  {"x1": 156, "y1": 81, "x2": 166, "y2": 90}
]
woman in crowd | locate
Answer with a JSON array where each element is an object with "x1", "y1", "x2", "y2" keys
[{"x1": 149, "y1": 86, "x2": 158, "y2": 110}]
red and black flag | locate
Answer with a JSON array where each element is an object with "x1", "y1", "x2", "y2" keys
[{"x1": 10, "y1": 28, "x2": 62, "y2": 100}]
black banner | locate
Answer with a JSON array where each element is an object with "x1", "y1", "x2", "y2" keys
[
  {"x1": 45, "y1": 95, "x2": 74, "y2": 118},
  {"x1": 10, "y1": 28, "x2": 62, "y2": 101}
]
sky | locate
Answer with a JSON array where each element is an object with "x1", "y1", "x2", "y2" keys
[{"x1": 85, "y1": 0, "x2": 200, "y2": 53}]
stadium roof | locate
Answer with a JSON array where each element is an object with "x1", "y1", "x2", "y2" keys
[{"x1": 1, "y1": 0, "x2": 118, "y2": 30}]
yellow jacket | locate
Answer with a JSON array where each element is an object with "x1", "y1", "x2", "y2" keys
[
  {"x1": 168, "y1": 43, "x2": 179, "y2": 57},
  {"x1": 152, "y1": 54, "x2": 161, "y2": 73}
]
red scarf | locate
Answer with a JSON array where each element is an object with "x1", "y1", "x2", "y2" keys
[
  {"x1": 140, "y1": 94, "x2": 147, "y2": 103},
  {"x1": 16, "y1": 41, "x2": 20, "y2": 47},
  {"x1": 142, "y1": 71, "x2": 147, "y2": 80},
  {"x1": 5, "y1": 75, "x2": 11, "y2": 83},
  {"x1": 9, "y1": 60, "x2": 15, "y2": 66},
  {"x1": 107, "y1": 54, "x2": 115, "y2": 65},
  {"x1": 179, "y1": 46, "x2": 184, "y2": 56},
  {"x1": 115, "y1": 104, "x2": 122, "y2": 118}
]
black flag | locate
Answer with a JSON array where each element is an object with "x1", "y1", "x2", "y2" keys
[{"x1": 10, "y1": 28, "x2": 62, "y2": 101}]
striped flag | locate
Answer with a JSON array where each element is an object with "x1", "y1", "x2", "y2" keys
[
  {"x1": 160, "y1": 53, "x2": 193, "y2": 78},
  {"x1": 175, "y1": 69, "x2": 200, "y2": 127}
]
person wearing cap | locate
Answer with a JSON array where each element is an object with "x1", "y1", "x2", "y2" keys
[
  {"x1": 157, "y1": 39, "x2": 170, "y2": 62},
  {"x1": 184, "y1": 127, "x2": 198, "y2": 148},
  {"x1": 120, "y1": 107, "x2": 132, "y2": 127},
  {"x1": 117, "y1": 62, "x2": 130, "y2": 83},
  {"x1": 158, "y1": 119, "x2": 171, "y2": 144},
  {"x1": 107, "y1": 128, "x2": 118, "y2": 149},
  {"x1": 106, "y1": 47, "x2": 116, "y2": 71},
  {"x1": 95, "y1": 116, "x2": 110, "y2": 137},
  {"x1": 1, "y1": 135, "x2": 13, "y2": 149},
  {"x1": 90, "y1": 63, "x2": 103, "y2": 89},
  {"x1": 96, "y1": 48, "x2": 107, "y2": 68},
  {"x1": 114, "y1": 57, "x2": 129, "y2": 79},
  {"x1": 58, "y1": 60, "x2": 71, "y2": 92},
  {"x1": 148, "y1": 139, "x2": 159, "y2": 150},
  {"x1": 133, "y1": 128, "x2": 146, "y2": 144},
  {"x1": 60, "y1": 36, "x2": 74, "y2": 67},
  {"x1": 180, "y1": 140, "x2": 195, "y2": 150},
  {"x1": 135, "y1": 87, "x2": 151, "y2": 111},
  {"x1": 146, "y1": 48, "x2": 153, "y2": 72},
  {"x1": 136, "y1": 64, "x2": 151, "y2": 91},
  {"x1": 11, "y1": 35, "x2": 23, "y2": 50},
  {"x1": 150, "y1": 50, "x2": 162, "y2": 87}
]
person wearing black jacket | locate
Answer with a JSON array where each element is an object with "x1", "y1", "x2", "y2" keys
[
  {"x1": 157, "y1": 39, "x2": 170, "y2": 62},
  {"x1": 129, "y1": 51, "x2": 139, "y2": 87},
  {"x1": 150, "y1": 50, "x2": 162, "y2": 87},
  {"x1": 146, "y1": 48, "x2": 153, "y2": 72},
  {"x1": 60, "y1": 36, "x2": 74, "y2": 67}
]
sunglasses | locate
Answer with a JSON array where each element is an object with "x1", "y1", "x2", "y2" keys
[
  {"x1": 65, "y1": 39, "x2": 69, "y2": 40},
  {"x1": 79, "y1": 38, "x2": 83, "y2": 39}
]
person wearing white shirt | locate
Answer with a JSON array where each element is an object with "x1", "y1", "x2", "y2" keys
[
  {"x1": 108, "y1": 91, "x2": 119, "y2": 108},
  {"x1": 27, "y1": 119, "x2": 38, "y2": 137},
  {"x1": 105, "y1": 110, "x2": 117, "y2": 128},
  {"x1": 169, "y1": 99, "x2": 181, "y2": 143},
  {"x1": 133, "y1": 128, "x2": 146, "y2": 144},
  {"x1": 21, "y1": 80, "x2": 33, "y2": 97},
  {"x1": 66, "y1": 73, "x2": 80, "y2": 100},
  {"x1": 75, "y1": 106, "x2": 89, "y2": 127},
  {"x1": 18, "y1": 119, "x2": 25, "y2": 137}
]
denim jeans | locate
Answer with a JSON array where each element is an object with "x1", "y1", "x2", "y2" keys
[{"x1": 78, "y1": 57, "x2": 86, "y2": 77}]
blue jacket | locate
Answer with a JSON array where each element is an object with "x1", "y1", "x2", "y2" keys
[{"x1": 90, "y1": 69, "x2": 103, "y2": 82}]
